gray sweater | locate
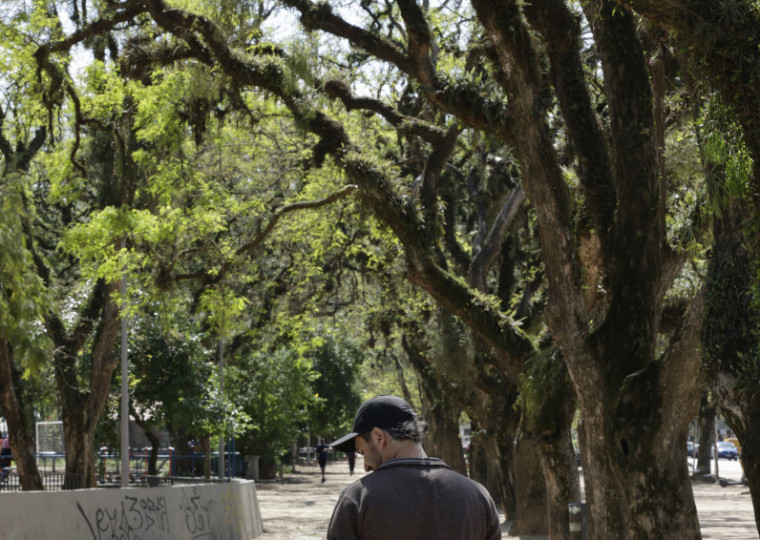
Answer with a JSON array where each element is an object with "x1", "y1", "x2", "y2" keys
[{"x1": 327, "y1": 457, "x2": 502, "y2": 540}]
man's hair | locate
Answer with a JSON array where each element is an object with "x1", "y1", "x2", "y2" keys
[{"x1": 361, "y1": 415, "x2": 428, "y2": 444}]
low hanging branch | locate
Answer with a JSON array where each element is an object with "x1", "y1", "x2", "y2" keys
[
  {"x1": 176, "y1": 184, "x2": 359, "y2": 286},
  {"x1": 233, "y1": 184, "x2": 359, "y2": 259}
]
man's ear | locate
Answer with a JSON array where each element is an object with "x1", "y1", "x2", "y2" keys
[{"x1": 372, "y1": 427, "x2": 387, "y2": 447}]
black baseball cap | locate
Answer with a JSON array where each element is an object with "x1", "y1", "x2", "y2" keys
[{"x1": 330, "y1": 396, "x2": 416, "y2": 452}]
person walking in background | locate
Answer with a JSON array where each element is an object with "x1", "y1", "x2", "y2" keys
[
  {"x1": 327, "y1": 395, "x2": 501, "y2": 540},
  {"x1": 316, "y1": 438, "x2": 329, "y2": 483},
  {"x1": 345, "y1": 449, "x2": 356, "y2": 475}
]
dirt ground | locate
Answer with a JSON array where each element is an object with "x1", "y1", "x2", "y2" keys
[{"x1": 253, "y1": 457, "x2": 758, "y2": 539}]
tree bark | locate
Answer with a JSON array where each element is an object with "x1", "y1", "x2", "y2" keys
[
  {"x1": 51, "y1": 279, "x2": 122, "y2": 489},
  {"x1": 468, "y1": 373, "x2": 521, "y2": 520},
  {"x1": 0, "y1": 126, "x2": 47, "y2": 491},
  {"x1": 466, "y1": 1, "x2": 705, "y2": 536},
  {"x1": 418, "y1": 393, "x2": 466, "y2": 475},
  {"x1": 696, "y1": 391, "x2": 716, "y2": 476},
  {"x1": 738, "y1": 409, "x2": 760, "y2": 535},
  {"x1": 133, "y1": 418, "x2": 160, "y2": 476},
  {"x1": 540, "y1": 433, "x2": 579, "y2": 540},
  {"x1": 702, "y1": 195, "x2": 760, "y2": 535},
  {"x1": 0, "y1": 340, "x2": 44, "y2": 490},
  {"x1": 537, "y1": 402, "x2": 580, "y2": 539},
  {"x1": 511, "y1": 435, "x2": 548, "y2": 536}
]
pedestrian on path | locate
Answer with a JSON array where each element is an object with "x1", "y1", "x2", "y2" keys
[
  {"x1": 345, "y1": 450, "x2": 356, "y2": 475},
  {"x1": 316, "y1": 438, "x2": 329, "y2": 483},
  {"x1": 327, "y1": 395, "x2": 501, "y2": 540}
]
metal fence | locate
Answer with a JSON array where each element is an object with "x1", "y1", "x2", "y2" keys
[
  {"x1": 0, "y1": 472, "x2": 87, "y2": 492},
  {"x1": 0, "y1": 471, "x2": 233, "y2": 492},
  {"x1": 0, "y1": 451, "x2": 245, "y2": 492}
]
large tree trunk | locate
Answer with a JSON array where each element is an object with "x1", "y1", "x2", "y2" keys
[
  {"x1": 510, "y1": 377, "x2": 579, "y2": 539},
  {"x1": 737, "y1": 408, "x2": 760, "y2": 534},
  {"x1": 401, "y1": 321, "x2": 467, "y2": 475},
  {"x1": 61, "y1": 416, "x2": 97, "y2": 489},
  {"x1": 469, "y1": 369, "x2": 521, "y2": 521},
  {"x1": 52, "y1": 279, "x2": 122, "y2": 489},
  {"x1": 571, "y1": 288, "x2": 704, "y2": 538},
  {"x1": 421, "y1": 396, "x2": 466, "y2": 475},
  {"x1": 0, "y1": 340, "x2": 44, "y2": 490},
  {"x1": 579, "y1": 399, "x2": 700, "y2": 538},
  {"x1": 474, "y1": 429, "x2": 511, "y2": 517},
  {"x1": 537, "y1": 405, "x2": 580, "y2": 539},
  {"x1": 511, "y1": 435, "x2": 547, "y2": 536},
  {"x1": 0, "y1": 128, "x2": 47, "y2": 492},
  {"x1": 702, "y1": 196, "x2": 760, "y2": 535},
  {"x1": 466, "y1": 1, "x2": 706, "y2": 536}
]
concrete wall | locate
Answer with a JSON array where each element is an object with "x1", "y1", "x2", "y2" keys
[{"x1": 0, "y1": 479, "x2": 263, "y2": 540}]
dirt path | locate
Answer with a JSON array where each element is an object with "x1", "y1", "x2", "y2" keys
[{"x1": 254, "y1": 458, "x2": 758, "y2": 539}]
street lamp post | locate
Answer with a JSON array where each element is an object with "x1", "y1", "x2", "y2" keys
[
  {"x1": 120, "y1": 274, "x2": 129, "y2": 488},
  {"x1": 218, "y1": 339, "x2": 225, "y2": 480}
]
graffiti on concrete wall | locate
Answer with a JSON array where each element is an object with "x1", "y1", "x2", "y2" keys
[
  {"x1": 77, "y1": 495, "x2": 170, "y2": 540},
  {"x1": 76, "y1": 486, "x2": 247, "y2": 540},
  {"x1": 220, "y1": 485, "x2": 244, "y2": 529},
  {"x1": 180, "y1": 486, "x2": 218, "y2": 539}
]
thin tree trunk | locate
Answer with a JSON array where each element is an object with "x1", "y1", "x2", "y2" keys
[
  {"x1": 494, "y1": 418, "x2": 517, "y2": 522},
  {"x1": 131, "y1": 410, "x2": 160, "y2": 476},
  {"x1": 0, "y1": 339, "x2": 44, "y2": 490},
  {"x1": 203, "y1": 434, "x2": 211, "y2": 478},
  {"x1": 135, "y1": 421, "x2": 160, "y2": 476},
  {"x1": 468, "y1": 422, "x2": 488, "y2": 487},
  {"x1": 696, "y1": 391, "x2": 716, "y2": 476},
  {"x1": 0, "y1": 128, "x2": 46, "y2": 492}
]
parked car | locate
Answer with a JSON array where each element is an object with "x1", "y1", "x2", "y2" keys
[
  {"x1": 725, "y1": 437, "x2": 742, "y2": 458},
  {"x1": 687, "y1": 441, "x2": 696, "y2": 457},
  {"x1": 714, "y1": 441, "x2": 739, "y2": 460}
]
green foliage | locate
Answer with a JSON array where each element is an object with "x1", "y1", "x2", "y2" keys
[
  {"x1": 698, "y1": 98, "x2": 754, "y2": 212},
  {"x1": 234, "y1": 346, "x2": 316, "y2": 458},
  {"x1": 127, "y1": 303, "x2": 212, "y2": 426},
  {"x1": 198, "y1": 288, "x2": 249, "y2": 339},
  {"x1": 697, "y1": 97, "x2": 760, "y2": 398},
  {"x1": 519, "y1": 346, "x2": 573, "y2": 437},
  {"x1": 0, "y1": 174, "x2": 50, "y2": 373},
  {"x1": 303, "y1": 328, "x2": 364, "y2": 439}
]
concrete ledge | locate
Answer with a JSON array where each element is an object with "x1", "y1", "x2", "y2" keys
[{"x1": 0, "y1": 479, "x2": 263, "y2": 540}]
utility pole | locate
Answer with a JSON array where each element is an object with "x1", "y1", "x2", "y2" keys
[
  {"x1": 120, "y1": 273, "x2": 129, "y2": 488},
  {"x1": 218, "y1": 339, "x2": 225, "y2": 480}
]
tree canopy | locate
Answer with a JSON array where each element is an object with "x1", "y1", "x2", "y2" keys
[{"x1": 1, "y1": 0, "x2": 760, "y2": 537}]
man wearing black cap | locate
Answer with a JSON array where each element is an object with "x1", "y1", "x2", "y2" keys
[{"x1": 327, "y1": 395, "x2": 501, "y2": 540}]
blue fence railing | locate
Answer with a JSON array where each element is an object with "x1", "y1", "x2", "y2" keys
[{"x1": 0, "y1": 450, "x2": 245, "y2": 492}]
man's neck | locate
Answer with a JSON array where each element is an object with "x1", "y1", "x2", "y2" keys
[{"x1": 384, "y1": 440, "x2": 427, "y2": 462}]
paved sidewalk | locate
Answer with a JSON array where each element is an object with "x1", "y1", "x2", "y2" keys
[{"x1": 254, "y1": 458, "x2": 758, "y2": 539}]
